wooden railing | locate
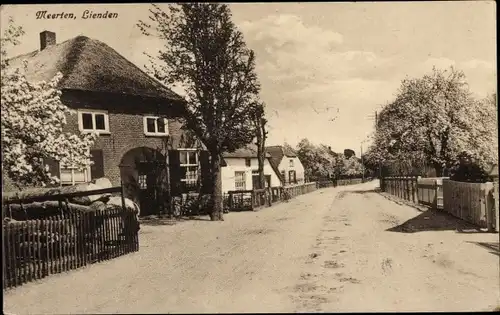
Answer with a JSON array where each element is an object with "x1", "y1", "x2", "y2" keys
[
  {"x1": 283, "y1": 182, "x2": 317, "y2": 199},
  {"x1": 225, "y1": 190, "x2": 253, "y2": 211},
  {"x1": 2, "y1": 187, "x2": 140, "y2": 290}
]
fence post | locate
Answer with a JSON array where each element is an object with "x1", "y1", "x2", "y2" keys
[
  {"x1": 40, "y1": 219, "x2": 48, "y2": 278},
  {"x1": 396, "y1": 177, "x2": 399, "y2": 198},
  {"x1": 406, "y1": 177, "x2": 410, "y2": 201},
  {"x1": 433, "y1": 180, "x2": 438, "y2": 210},
  {"x1": 495, "y1": 182, "x2": 499, "y2": 233},
  {"x1": 413, "y1": 177, "x2": 416, "y2": 201},
  {"x1": 485, "y1": 182, "x2": 498, "y2": 233}
]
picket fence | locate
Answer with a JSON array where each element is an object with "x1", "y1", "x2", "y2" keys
[
  {"x1": 224, "y1": 182, "x2": 318, "y2": 211},
  {"x1": 2, "y1": 187, "x2": 140, "y2": 290}
]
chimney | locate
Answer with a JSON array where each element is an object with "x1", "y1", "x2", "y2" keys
[{"x1": 40, "y1": 31, "x2": 56, "y2": 50}]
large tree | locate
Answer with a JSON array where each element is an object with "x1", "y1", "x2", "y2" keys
[
  {"x1": 367, "y1": 66, "x2": 497, "y2": 177},
  {"x1": 1, "y1": 18, "x2": 96, "y2": 189},
  {"x1": 251, "y1": 102, "x2": 268, "y2": 190},
  {"x1": 338, "y1": 155, "x2": 364, "y2": 177},
  {"x1": 138, "y1": 4, "x2": 262, "y2": 221}
]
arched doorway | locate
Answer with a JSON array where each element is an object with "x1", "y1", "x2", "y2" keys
[{"x1": 119, "y1": 147, "x2": 167, "y2": 217}]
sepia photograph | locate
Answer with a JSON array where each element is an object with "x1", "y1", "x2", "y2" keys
[{"x1": 1, "y1": 1, "x2": 498, "y2": 313}]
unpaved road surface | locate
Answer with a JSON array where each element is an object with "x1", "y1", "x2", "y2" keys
[{"x1": 4, "y1": 181, "x2": 499, "y2": 313}]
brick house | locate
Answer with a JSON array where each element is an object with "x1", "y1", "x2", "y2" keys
[{"x1": 4, "y1": 31, "x2": 212, "y2": 215}]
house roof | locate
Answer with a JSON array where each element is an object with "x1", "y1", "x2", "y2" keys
[
  {"x1": 6, "y1": 35, "x2": 183, "y2": 102},
  {"x1": 265, "y1": 145, "x2": 297, "y2": 168},
  {"x1": 223, "y1": 144, "x2": 271, "y2": 158}
]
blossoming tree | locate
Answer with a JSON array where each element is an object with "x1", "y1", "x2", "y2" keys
[
  {"x1": 1, "y1": 18, "x2": 96, "y2": 188},
  {"x1": 365, "y1": 66, "x2": 497, "y2": 177}
]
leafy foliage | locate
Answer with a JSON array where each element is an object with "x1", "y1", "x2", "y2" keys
[
  {"x1": 296, "y1": 139, "x2": 337, "y2": 181},
  {"x1": 338, "y1": 155, "x2": 364, "y2": 177},
  {"x1": 1, "y1": 18, "x2": 96, "y2": 188}
]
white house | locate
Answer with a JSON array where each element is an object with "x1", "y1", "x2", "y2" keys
[
  {"x1": 221, "y1": 145, "x2": 283, "y2": 193},
  {"x1": 266, "y1": 145, "x2": 306, "y2": 186}
]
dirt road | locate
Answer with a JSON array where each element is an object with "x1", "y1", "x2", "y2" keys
[{"x1": 4, "y1": 181, "x2": 499, "y2": 313}]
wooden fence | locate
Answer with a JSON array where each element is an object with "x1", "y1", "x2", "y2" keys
[
  {"x1": 381, "y1": 176, "x2": 445, "y2": 209},
  {"x1": 381, "y1": 176, "x2": 499, "y2": 232},
  {"x1": 337, "y1": 178, "x2": 364, "y2": 186},
  {"x1": 2, "y1": 187, "x2": 140, "y2": 290},
  {"x1": 417, "y1": 177, "x2": 445, "y2": 209},
  {"x1": 317, "y1": 178, "x2": 369, "y2": 189},
  {"x1": 442, "y1": 179, "x2": 498, "y2": 232},
  {"x1": 224, "y1": 182, "x2": 318, "y2": 212},
  {"x1": 283, "y1": 182, "x2": 318, "y2": 199},
  {"x1": 381, "y1": 176, "x2": 419, "y2": 203},
  {"x1": 317, "y1": 181, "x2": 335, "y2": 189}
]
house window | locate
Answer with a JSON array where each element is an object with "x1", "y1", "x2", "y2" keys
[
  {"x1": 143, "y1": 116, "x2": 168, "y2": 136},
  {"x1": 138, "y1": 174, "x2": 147, "y2": 190},
  {"x1": 60, "y1": 164, "x2": 91, "y2": 185},
  {"x1": 289, "y1": 159, "x2": 294, "y2": 167},
  {"x1": 245, "y1": 158, "x2": 251, "y2": 167},
  {"x1": 180, "y1": 149, "x2": 198, "y2": 189},
  {"x1": 281, "y1": 170, "x2": 286, "y2": 183},
  {"x1": 235, "y1": 171, "x2": 246, "y2": 190},
  {"x1": 78, "y1": 110, "x2": 109, "y2": 133},
  {"x1": 289, "y1": 170, "x2": 297, "y2": 184}
]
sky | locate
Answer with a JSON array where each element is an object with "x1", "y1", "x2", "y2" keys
[{"x1": 1, "y1": 2, "x2": 496, "y2": 156}]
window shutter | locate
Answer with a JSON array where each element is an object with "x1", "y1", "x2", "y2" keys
[
  {"x1": 265, "y1": 175, "x2": 271, "y2": 188},
  {"x1": 44, "y1": 157, "x2": 60, "y2": 179},
  {"x1": 168, "y1": 150, "x2": 181, "y2": 196},
  {"x1": 199, "y1": 150, "x2": 213, "y2": 194},
  {"x1": 90, "y1": 149, "x2": 104, "y2": 180},
  {"x1": 252, "y1": 175, "x2": 259, "y2": 190}
]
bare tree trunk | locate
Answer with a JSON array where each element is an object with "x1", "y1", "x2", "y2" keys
[
  {"x1": 433, "y1": 163, "x2": 444, "y2": 177},
  {"x1": 209, "y1": 152, "x2": 224, "y2": 221},
  {"x1": 255, "y1": 117, "x2": 269, "y2": 205}
]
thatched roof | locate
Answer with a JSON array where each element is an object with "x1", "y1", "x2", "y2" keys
[
  {"x1": 265, "y1": 145, "x2": 297, "y2": 168},
  {"x1": 7, "y1": 35, "x2": 183, "y2": 101},
  {"x1": 223, "y1": 144, "x2": 271, "y2": 158}
]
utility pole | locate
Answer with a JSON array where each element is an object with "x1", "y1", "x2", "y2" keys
[{"x1": 361, "y1": 143, "x2": 364, "y2": 182}]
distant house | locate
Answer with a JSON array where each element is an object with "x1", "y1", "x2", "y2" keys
[
  {"x1": 221, "y1": 145, "x2": 283, "y2": 194},
  {"x1": 265, "y1": 145, "x2": 305, "y2": 185},
  {"x1": 4, "y1": 31, "x2": 212, "y2": 216}
]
